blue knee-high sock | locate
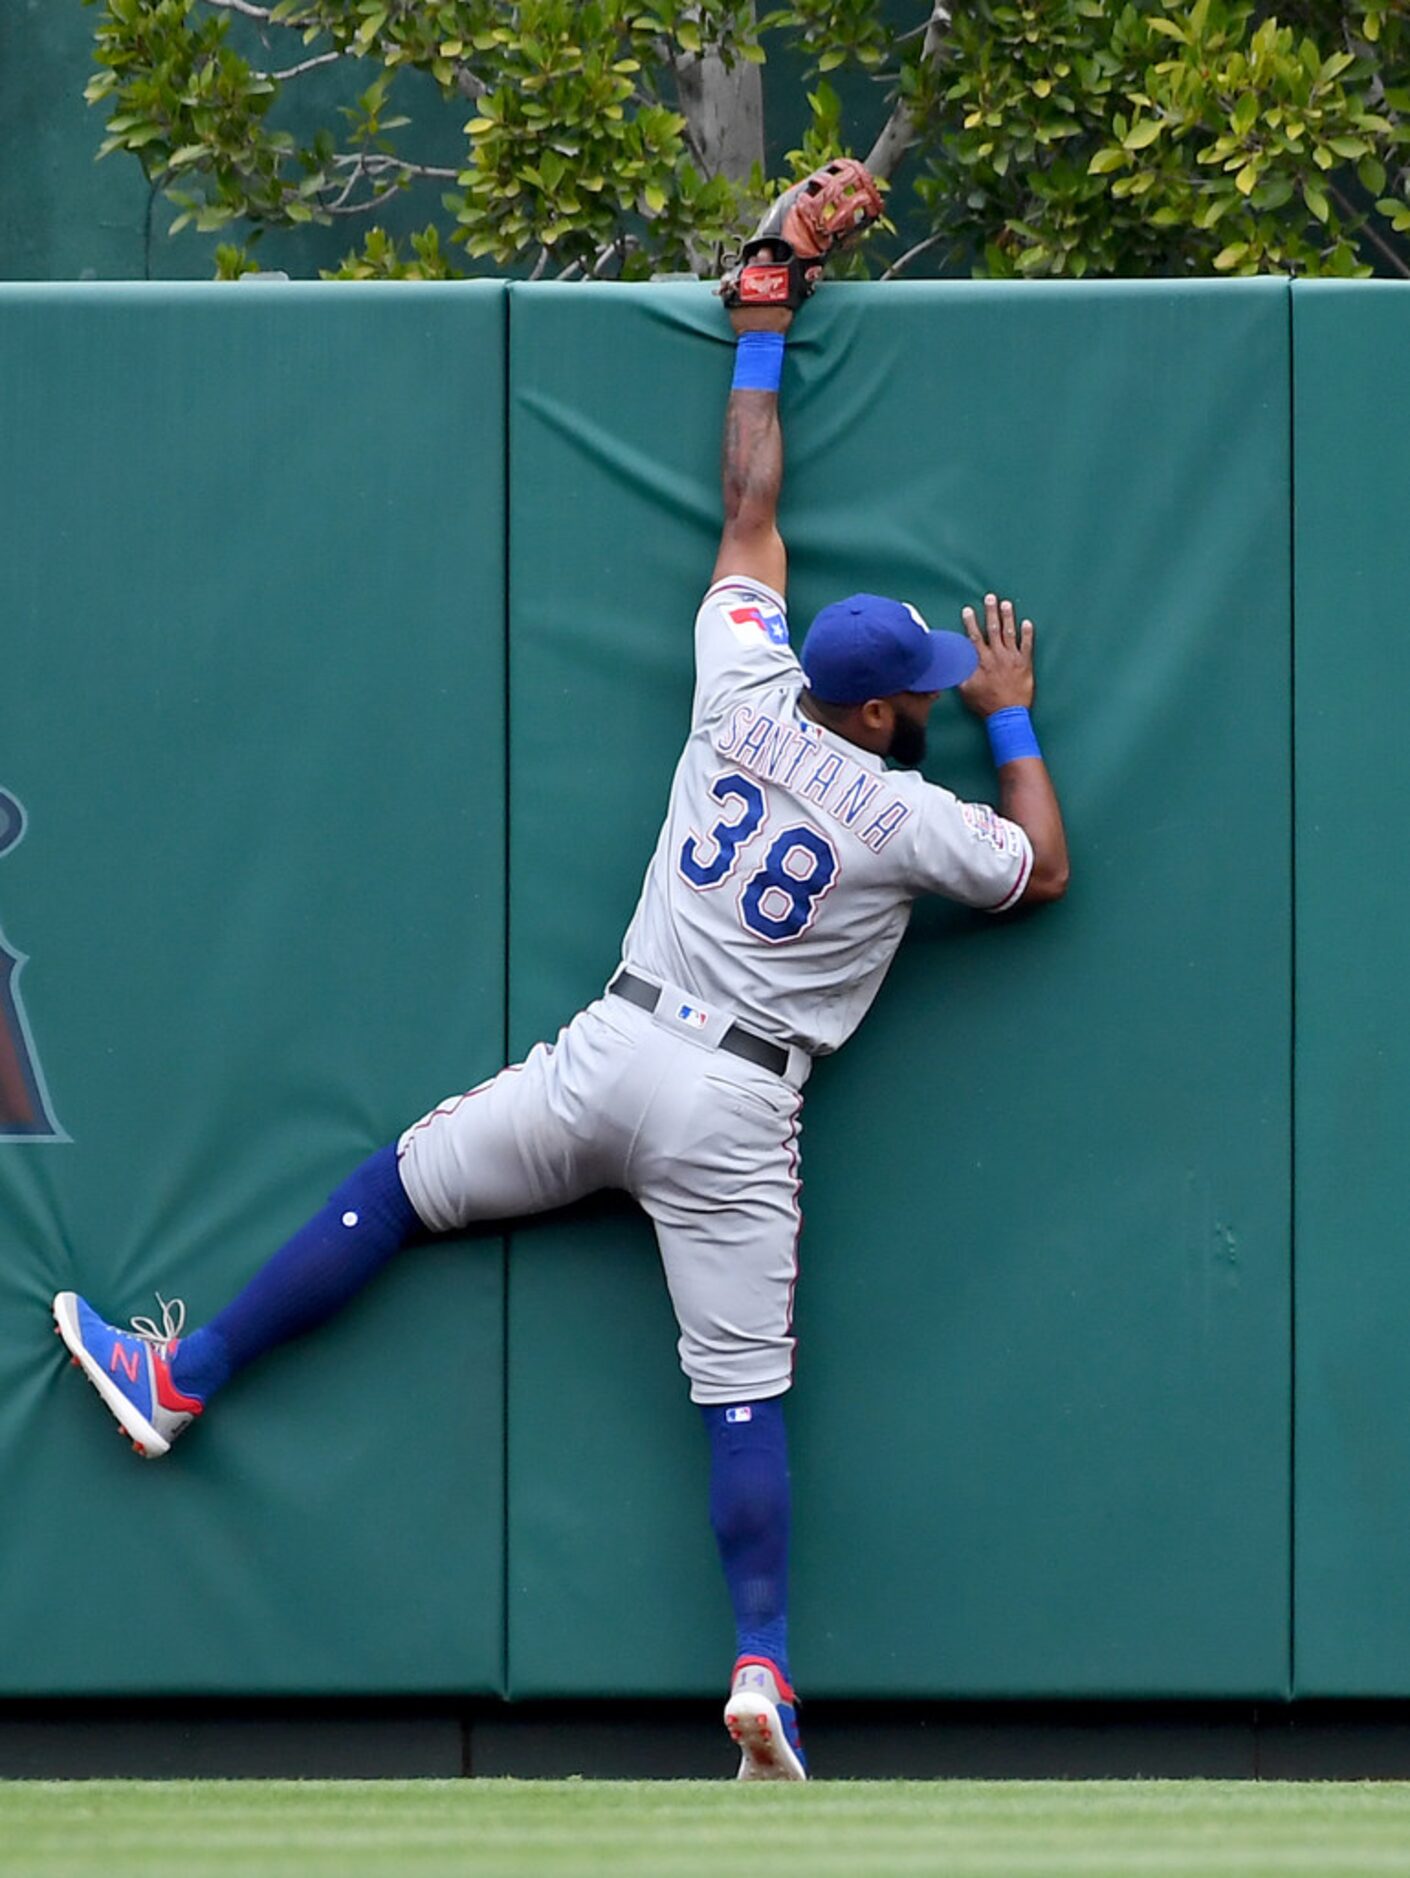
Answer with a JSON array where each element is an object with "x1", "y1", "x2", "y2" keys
[
  {"x1": 701, "y1": 1399, "x2": 791, "y2": 1684},
  {"x1": 170, "y1": 1143, "x2": 425, "y2": 1403}
]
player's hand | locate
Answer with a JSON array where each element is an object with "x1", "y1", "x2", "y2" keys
[{"x1": 958, "y1": 594, "x2": 1036, "y2": 718}]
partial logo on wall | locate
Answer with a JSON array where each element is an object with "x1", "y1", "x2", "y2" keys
[{"x1": 0, "y1": 790, "x2": 64, "y2": 1141}]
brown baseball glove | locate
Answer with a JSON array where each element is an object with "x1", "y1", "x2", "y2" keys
[{"x1": 720, "y1": 158, "x2": 884, "y2": 310}]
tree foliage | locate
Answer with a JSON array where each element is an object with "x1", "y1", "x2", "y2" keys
[{"x1": 85, "y1": 0, "x2": 1410, "y2": 281}]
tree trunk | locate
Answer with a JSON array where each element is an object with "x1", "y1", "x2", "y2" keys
[
  {"x1": 668, "y1": 11, "x2": 765, "y2": 274},
  {"x1": 674, "y1": 44, "x2": 765, "y2": 187},
  {"x1": 865, "y1": 5, "x2": 950, "y2": 182}
]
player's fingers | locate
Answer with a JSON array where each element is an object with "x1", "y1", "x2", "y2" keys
[
  {"x1": 1020, "y1": 618, "x2": 1034, "y2": 658},
  {"x1": 999, "y1": 598, "x2": 1016, "y2": 649},
  {"x1": 961, "y1": 605, "x2": 983, "y2": 645},
  {"x1": 984, "y1": 592, "x2": 1000, "y2": 639}
]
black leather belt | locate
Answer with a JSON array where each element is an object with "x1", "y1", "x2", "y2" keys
[{"x1": 609, "y1": 970, "x2": 789, "y2": 1077}]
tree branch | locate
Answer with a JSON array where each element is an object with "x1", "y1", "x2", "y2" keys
[
  {"x1": 865, "y1": 4, "x2": 950, "y2": 182},
  {"x1": 328, "y1": 154, "x2": 365, "y2": 212},
  {"x1": 325, "y1": 187, "x2": 402, "y2": 217},
  {"x1": 255, "y1": 50, "x2": 342, "y2": 82},
  {"x1": 333, "y1": 154, "x2": 459, "y2": 181},
  {"x1": 594, "y1": 235, "x2": 630, "y2": 277},
  {"x1": 313, "y1": 152, "x2": 458, "y2": 218},
  {"x1": 202, "y1": 0, "x2": 272, "y2": 17},
  {"x1": 556, "y1": 235, "x2": 634, "y2": 281},
  {"x1": 1331, "y1": 183, "x2": 1410, "y2": 278},
  {"x1": 880, "y1": 229, "x2": 947, "y2": 278}
]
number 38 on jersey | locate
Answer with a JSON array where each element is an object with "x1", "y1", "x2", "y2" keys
[{"x1": 678, "y1": 770, "x2": 839, "y2": 944}]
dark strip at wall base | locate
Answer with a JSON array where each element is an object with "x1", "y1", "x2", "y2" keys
[{"x1": 6, "y1": 1701, "x2": 1410, "y2": 1782}]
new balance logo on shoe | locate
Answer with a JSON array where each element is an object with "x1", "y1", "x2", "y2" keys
[{"x1": 109, "y1": 1344, "x2": 140, "y2": 1384}]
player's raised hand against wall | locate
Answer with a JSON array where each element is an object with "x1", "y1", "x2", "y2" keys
[{"x1": 958, "y1": 595, "x2": 1036, "y2": 719}]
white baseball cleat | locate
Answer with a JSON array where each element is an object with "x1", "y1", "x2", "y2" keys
[{"x1": 724, "y1": 1655, "x2": 807, "y2": 1781}]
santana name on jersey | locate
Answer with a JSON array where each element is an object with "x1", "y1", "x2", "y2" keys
[{"x1": 714, "y1": 703, "x2": 909, "y2": 854}]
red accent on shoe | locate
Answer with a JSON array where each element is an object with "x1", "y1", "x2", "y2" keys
[
  {"x1": 109, "y1": 1343, "x2": 141, "y2": 1384},
  {"x1": 151, "y1": 1344, "x2": 204, "y2": 1416},
  {"x1": 732, "y1": 1655, "x2": 796, "y2": 1704}
]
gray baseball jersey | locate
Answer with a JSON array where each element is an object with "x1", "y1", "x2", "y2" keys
[
  {"x1": 397, "y1": 574, "x2": 1032, "y2": 1403},
  {"x1": 619, "y1": 574, "x2": 1033, "y2": 1053}
]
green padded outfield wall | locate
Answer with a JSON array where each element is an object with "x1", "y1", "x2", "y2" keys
[
  {"x1": 0, "y1": 283, "x2": 508, "y2": 1694},
  {"x1": 0, "y1": 278, "x2": 1307, "y2": 1706},
  {"x1": 505, "y1": 281, "x2": 1293, "y2": 1699},
  {"x1": 1293, "y1": 282, "x2": 1410, "y2": 1696}
]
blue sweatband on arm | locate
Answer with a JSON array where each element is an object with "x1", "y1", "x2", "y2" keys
[
  {"x1": 732, "y1": 331, "x2": 785, "y2": 394},
  {"x1": 986, "y1": 706, "x2": 1043, "y2": 766}
]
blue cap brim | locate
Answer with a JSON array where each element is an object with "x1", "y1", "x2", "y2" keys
[{"x1": 914, "y1": 629, "x2": 979, "y2": 692}]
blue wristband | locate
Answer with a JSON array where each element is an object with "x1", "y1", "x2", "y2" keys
[
  {"x1": 732, "y1": 330, "x2": 785, "y2": 393},
  {"x1": 986, "y1": 706, "x2": 1042, "y2": 766}
]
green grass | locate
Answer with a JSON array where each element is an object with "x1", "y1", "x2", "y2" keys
[{"x1": 5, "y1": 1779, "x2": 1410, "y2": 1878}]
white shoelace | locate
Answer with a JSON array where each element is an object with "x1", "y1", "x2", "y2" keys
[{"x1": 128, "y1": 1294, "x2": 186, "y2": 1344}]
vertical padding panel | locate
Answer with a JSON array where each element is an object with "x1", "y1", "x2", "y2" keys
[
  {"x1": 1293, "y1": 282, "x2": 1410, "y2": 1695},
  {"x1": 0, "y1": 283, "x2": 508, "y2": 1694},
  {"x1": 507, "y1": 280, "x2": 1291, "y2": 1699}
]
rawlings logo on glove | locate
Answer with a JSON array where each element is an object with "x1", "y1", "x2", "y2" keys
[{"x1": 720, "y1": 158, "x2": 884, "y2": 311}]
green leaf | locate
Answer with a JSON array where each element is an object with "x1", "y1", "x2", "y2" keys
[
  {"x1": 1122, "y1": 118, "x2": 1162, "y2": 150},
  {"x1": 1304, "y1": 179, "x2": 1330, "y2": 222},
  {"x1": 1254, "y1": 174, "x2": 1294, "y2": 211},
  {"x1": 1213, "y1": 242, "x2": 1248, "y2": 269},
  {"x1": 1088, "y1": 147, "x2": 1127, "y2": 174},
  {"x1": 354, "y1": 6, "x2": 388, "y2": 53},
  {"x1": 1359, "y1": 156, "x2": 1387, "y2": 196},
  {"x1": 1234, "y1": 160, "x2": 1259, "y2": 195}
]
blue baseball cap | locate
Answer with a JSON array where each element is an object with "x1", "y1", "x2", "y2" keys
[{"x1": 800, "y1": 594, "x2": 978, "y2": 705}]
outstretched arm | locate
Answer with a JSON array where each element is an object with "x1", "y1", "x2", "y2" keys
[
  {"x1": 711, "y1": 297, "x2": 794, "y2": 595},
  {"x1": 959, "y1": 594, "x2": 1070, "y2": 906}
]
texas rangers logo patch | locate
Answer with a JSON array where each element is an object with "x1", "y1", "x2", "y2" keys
[
  {"x1": 0, "y1": 789, "x2": 64, "y2": 1140},
  {"x1": 727, "y1": 602, "x2": 789, "y2": 648}
]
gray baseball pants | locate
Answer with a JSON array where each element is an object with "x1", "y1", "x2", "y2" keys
[{"x1": 396, "y1": 986, "x2": 806, "y2": 1403}]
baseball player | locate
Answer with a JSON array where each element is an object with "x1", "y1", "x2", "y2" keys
[{"x1": 52, "y1": 164, "x2": 1069, "y2": 1781}]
